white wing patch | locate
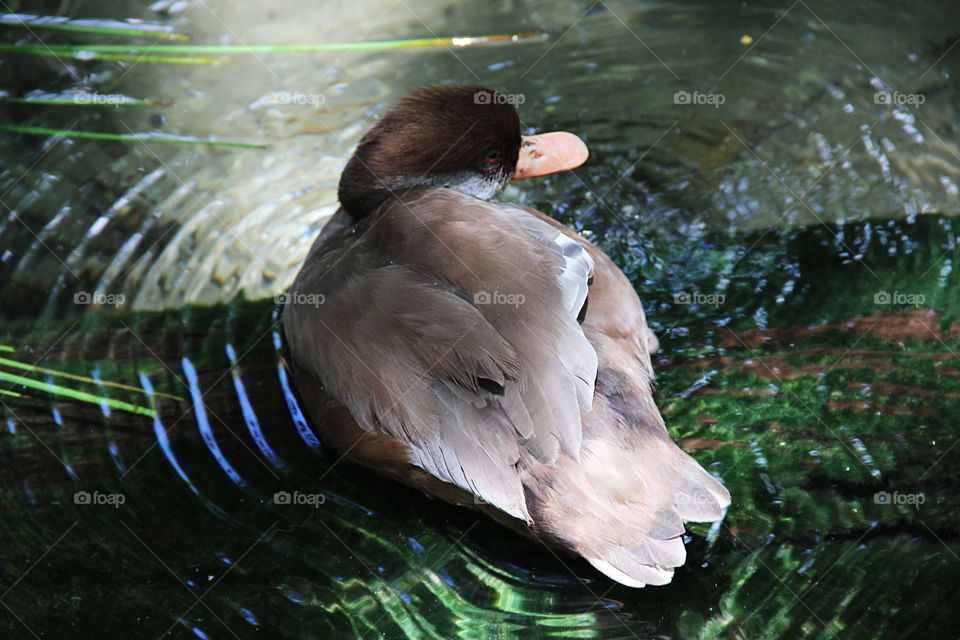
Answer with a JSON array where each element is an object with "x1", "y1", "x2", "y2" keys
[
  {"x1": 553, "y1": 232, "x2": 595, "y2": 316},
  {"x1": 503, "y1": 205, "x2": 597, "y2": 412},
  {"x1": 503, "y1": 204, "x2": 595, "y2": 318}
]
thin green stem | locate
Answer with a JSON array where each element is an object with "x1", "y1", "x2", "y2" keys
[
  {"x1": 0, "y1": 370, "x2": 156, "y2": 417},
  {"x1": 0, "y1": 45, "x2": 226, "y2": 64},
  {"x1": 0, "y1": 32, "x2": 539, "y2": 62},
  {"x1": 0, "y1": 356, "x2": 182, "y2": 401},
  {"x1": 0, "y1": 125, "x2": 266, "y2": 149},
  {"x1": 0, "y1": 95, "x2": 170, "y2": 107}
]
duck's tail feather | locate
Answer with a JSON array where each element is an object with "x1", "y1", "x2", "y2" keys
[{"x1": 524, "y1": 417, "x2": 730, "y2": 588}]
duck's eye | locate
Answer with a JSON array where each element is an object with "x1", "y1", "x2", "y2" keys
[{"x1": 486, "y1": 150, "x2": 499, "y2": 163}]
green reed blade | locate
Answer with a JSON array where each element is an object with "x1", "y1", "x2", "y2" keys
[
  {"x1": 0, "y1": 44, "x2": 226, "y2": 64},
  {"x1": 0, "y1": 370, "x2": 156, "y2": 417},
  {"x1": 0, "y1": 94, "x2": 171, "y2": 107},
  {"x1": 0, "y1": 356, "x2": 182, "y2": 401},
  {"x1": 0, "y1": 32, "x2": 540, "y2": 60},
  {"x1": 0, "y1": 125, "x2": 266, "y2": 149}
]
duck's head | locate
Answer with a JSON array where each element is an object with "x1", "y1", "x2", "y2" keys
[{"x1": 338, "y1": 85, "x2": 589, "y2": 216}]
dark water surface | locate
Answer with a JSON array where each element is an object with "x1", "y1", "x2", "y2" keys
[{"x1": 1, "y1": 1, "x2": 959, "y2": 638}]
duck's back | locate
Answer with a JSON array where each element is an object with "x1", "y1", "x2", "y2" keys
[{"x1": 284, "y1": 187, "x2": 730, "y2": 587}]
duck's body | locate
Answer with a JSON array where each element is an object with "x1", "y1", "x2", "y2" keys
[{"x1": 284, "y1": 86, "x2": 729, "y2": 587}]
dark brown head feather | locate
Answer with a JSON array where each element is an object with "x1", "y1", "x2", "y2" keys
[{"x1": 338, "y1": 86, "x2": 522, "y2": 216}]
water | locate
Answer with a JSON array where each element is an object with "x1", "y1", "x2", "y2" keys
[{"x1": 1, "y1": 0, "x2": 959, "y2": 637}]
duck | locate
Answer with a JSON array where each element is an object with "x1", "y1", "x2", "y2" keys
[{"x1": 283, "y1": 85, "x2": 730, "y2": 588}]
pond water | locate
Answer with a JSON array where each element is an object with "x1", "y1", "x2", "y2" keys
[{"x1": 1, "y1": 1, "x2": 958, "y2": 638}]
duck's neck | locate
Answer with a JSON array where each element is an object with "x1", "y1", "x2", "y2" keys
[{"x1": 338, "y1": 164, "x2": 506, "y2": 219}]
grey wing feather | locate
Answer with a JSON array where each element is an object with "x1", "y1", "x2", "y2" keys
[
  {"x1": 506, "y1": 206, "x2": 597, "y2": 412},
  {"x1": 410, "y1": 381, "x2": 530, "y2": 522},
  {"x1": 285, "y1": 194, "x2": 600, "y2": 524},
  {"x1": 506, "y1": 204, "x2": 595, "y2": 316}
]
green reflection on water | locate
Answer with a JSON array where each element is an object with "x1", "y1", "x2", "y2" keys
[{"x1": 1, "y1": 214, "x2": 958, "y2": 638}]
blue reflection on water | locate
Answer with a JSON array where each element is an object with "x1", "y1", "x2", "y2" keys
[
  {"x1": 226, "y1": 343, "x2": 288, "y2": 472},
  {"x1": 181, "y1": 356, "x2": 248, "y2": 489},
  {"x1": 272, "y1": 331, "x2": 323, "y2": 451}
]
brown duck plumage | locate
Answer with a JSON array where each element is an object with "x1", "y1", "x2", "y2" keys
[{"x1": 284, "y1": 86, "x2": 730, "y2": 587}]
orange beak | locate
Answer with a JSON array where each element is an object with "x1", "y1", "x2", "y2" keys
[{"x1": 512, "y1": 132, "x2": 589, "y2": 181}]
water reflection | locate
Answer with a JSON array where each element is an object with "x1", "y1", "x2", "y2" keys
[
  {"x1": 1, "y1": 0, "x2": 959, "y2": 638},
  {"x1": 3, "y1": 0, "x2": 958, "y2": 317}
]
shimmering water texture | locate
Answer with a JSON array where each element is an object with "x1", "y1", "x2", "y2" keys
[
  {"x1": 1, "y1": 0, "x2": 959, "y2": 638},
  {"x1": 2, "y1": 213, "x2": 958, "y2": 637}
]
